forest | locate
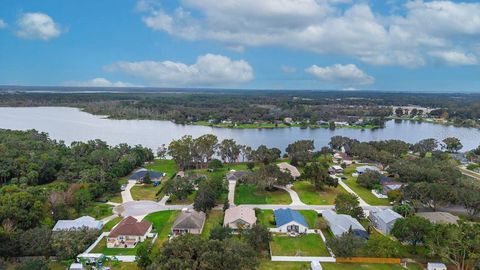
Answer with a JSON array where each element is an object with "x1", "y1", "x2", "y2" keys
[{"x1": 3, "y1": 89, "x2": 480, "y2": 127}]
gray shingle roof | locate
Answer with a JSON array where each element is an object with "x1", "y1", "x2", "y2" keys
[
  {"x1": 172, "y1": 210, "x2": 206, "y2": 229},
  {"x1": 371, "y1": 208, "x2": 402, "y2": 224},
  {"x1": 323, "y1": 210, "x2": 366, "y2": 238},
  {"x1": 52, "y1": 216, "x2": 103, "y2": 231}
]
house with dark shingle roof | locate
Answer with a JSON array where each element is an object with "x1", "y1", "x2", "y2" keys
[
  {"x1": 172, "y1": 209, "x2": 206, "y2": 235},
  {"x1": 274, "y1": 208, "x2": 308, "y2": 233},
  {"x1": 129, "y1": 168, "x2": 165, "y2": 183},
  {"x1": 107, "y1": 216, "x2": 152, "y2": 248}
]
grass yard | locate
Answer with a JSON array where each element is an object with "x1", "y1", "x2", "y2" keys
[
  {"x1": 145, "y1": 159, "x2": 178, "y2": 178},
  {"x1": 201, "y1": 210, "x2": 224, "y2": 238},
  {"x1": 131, "y1": 184, "x2": 162, "y2": 201},
  {"x1": 322, "y1": 263, "x2": 423, "y2": 270},
  {"x1": 298, "y1": 210, "x2": 322, "y2": 229},
  {"x1": 102, "y1": 216, "x2": 123, "y2": 232},
  {"x1": 91, "y1": 237, "x2": 153, "y2": 255},
  {"x1": 80, "y1": 203, "x2": 113, "y2": 219},
  {"x1": 342, "y1": 165, "x2": 390, "y2": 206},
  {"x1": 270, "y1": 234, "x2": 330, "y2": 256},
  {"x1": 258, "y1": 259, "x2": 310, "y2": 270},
  {"x1": 167, "y1": 191, "x2": 196, "y2": 205},
  {"x1": 256, "y1": 209, "x2": 276, "y2": 228},
  {"x1": 143, "y1": 210, "x2": 180, "y2": 244},
  {"x1": 234, "y1": 184, "x2": 292, "y2": 205},
  {"x1": 292, "y1": 181, "x2": 348, "y2": 205},
  {"x1": 104, "y1": 262, "x2": 141, "y2": 270}
]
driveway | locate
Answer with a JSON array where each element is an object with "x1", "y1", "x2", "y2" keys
[
  {"x1": 228, "y1": 180, "x2": 236, "y2": 206},
  {"x1": 121, "y1": 180, "x2": 136, "y2": 203},
  {"x1": 114, "y1": 200, "x2": 190, "y2": 217},
  {"x1": 337, "y1": 178, "x2": 369, "y2": 206},
  {"x1": 275, "y1": 184, "x2": 305, "y2": 205}
]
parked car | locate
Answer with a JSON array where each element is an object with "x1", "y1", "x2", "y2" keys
[{"x1": 120, "y1": 184, "x2": 127, "y2": 191}]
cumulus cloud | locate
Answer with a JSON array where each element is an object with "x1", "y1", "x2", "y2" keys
[
  {"x1": 138, "y1": 0, "x2": 480, "y2": 67},
  {"x1": 15, "y1": 12, "x2": 62, "y2": 40},
  {"x1": 305, "y1": 64, "x2": 374, "y2": 86},
  {"x1": 105, "y1": 54, "x2": 254, "y2": 87},
  {"x1": 0, "y1": 19, "x2": 7, "y2": 29},
  {"x1": 429, "y1": 50, "x2": 478, "y2": 66},
  {"x1": 70, "y1": 78, "x2": 140, "y2": 88}
]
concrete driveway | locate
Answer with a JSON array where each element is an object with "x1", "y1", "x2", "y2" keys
[{"x1": 121, "y1": 180, "x2": 136, "y2": 203}]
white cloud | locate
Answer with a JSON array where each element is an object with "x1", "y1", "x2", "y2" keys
[
  {"x1": 138, "y1": 0, "x2": 480, "y2": 67},
  {"x1": 305, "y1": 64, "x2": 374, "y2": 86},
  {"x1": 71, "y1": 78, "x2": 140, "y2": 88},
  {"x1": 105, "y1": 54, "x2": 254, "y2": 87},
  {"x1": 281, "y1": 65, "x2": 297, "y2": 73},
  {"x1": 16, "y1": 12, "x2": 62, "y2": 40},
  {"x1": 429, "y1": 50, "x2": 478, "y2": 66},
  {"x1": 0, "y1": 19, "x2": 7, "y2": 29}
]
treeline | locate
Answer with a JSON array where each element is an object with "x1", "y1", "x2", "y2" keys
[{"x1": 4, "y1": 90, "x2": 480, "y2": 125}]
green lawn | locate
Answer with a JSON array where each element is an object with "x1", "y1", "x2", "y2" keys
[
  {"x1": 167, "y1": 191, "x2": 197, "y2": 205},
  {"x1": 258, "y1": 259, "x2": 310, "y2": 270},
  {"x1": 235, "y1": 184, "x2": 292, "y2": 205},
  {"x1": 322, "y1": 263, "x2": 423, "y2": 270},
  {"x1": 298, "y1": 210, "x2": 321, "y2": 229},
  {"x1": 270, "y1": 234, "x2": 330, "y2": 256},
  {"x1": 91, "y1": 237, "x2": 153, "y2": 255},
  {"x1": 292, "y1": 181, "x2": 348, "y2": 205},
  {"x1": 256, "y1": 209, "x2": 276, "y2": 228},
  {"x1": 80, "y1": 203, "x2": 113, "y2": 219},
  {"x1": 201, "y1": 210, "x2": 224, "y2": 238},
  {"x1": 145, "y1": 159, "x2": 178, "y2": 178},
  {"x1": 342, "y1": 165, "x2": 390, "y2": 206},
  {"x1": 131, "y1": 159, "x2": 179, "y2": 201},
  {"x1": 130, "y1": 183, "x2": 162, "y2": 201},
  {"x1": 143, "y1": 210, "x2": 180, "y2": 244},
  {"x1": 102, "y1": 216, "x2": 123, "y2": 232}
]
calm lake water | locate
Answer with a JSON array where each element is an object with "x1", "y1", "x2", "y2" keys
[{"x1": 0, "y1": 107, "x2": 479, "y2": 151}]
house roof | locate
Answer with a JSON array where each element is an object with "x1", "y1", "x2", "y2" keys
[
  {"x1": 226, "y1": 170, "x2": 251, "y2": 181},
  {"x1": 277, "y1": 162, "x2": 301, "y2": 178},
  {"x1": 356, "y1": 165, "x2": 380, "y2": 173},
  {"x1": 108, "y1": 216, "x2": 151, "y2": 237},
  {"x1": 224, "y1": 206, "x2": 257, "y2": 228},
  {"x1": 274, "y1": 208, "x2": 308, "y2": 228},
  {"x1": 416, "y1": 212, "x2": 459, "y2": 225},
  {"x1": 172, "y1": 210, "x2": 206, "y2": 230},
  {"x1": 371, "y1": 208, "x2": 403, "y2": 224},
  {"x1": 129, "y1": 168, "x2": 165, "y2": 181},
  {"x1": 323, "y1": 210, "x2": 366, "y2": 238},
  {"x1": 52, "y1": 216, "x2": 103, "y2": 231},
  {"x1": 335, "y1": 152, "x2": 352, "y2": 160}
]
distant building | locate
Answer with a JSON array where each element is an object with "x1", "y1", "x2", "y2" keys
[
  {"x1": 416, "y1": 212, "x2": 459, "y2": 225},
  {"x1": 107, "y1": 216, "x2": 152, "y2": 248},
  {"x1": 172, "y1": 209, "x2": 206, "y2": 235},
  {"x1": 322, "y1": 210, "x2": 368, "y2": 239},
  {"x1": 129, "y1": 168, "x2": 165, "y2": 183},
  {"x1": 283, "y1": 117, "x2": 293, "y2": 124},
  {"x1": 355, "y1": 165, "x2": 380, "y2": 174},
  {"x1": 226, "y1": 170, "x2": 251, "y2": 182},
  {"x1": 379, "y1": 176, "x2": 403, "y2": 195},
  {"x1": 274, "y1": 208, "x2": 308, "y2": 233},
  {"x1": 277, "y1": 162, "x2": 301, "y2": 179},
  {"x1": 427, "y1": 263, "x2": 447, "y2": 270},
  {"x1": 223, "y1": 206, "x2": 257, "y2": 232},
  {"x1": 334, "y1": 152, "x2": 353, "y2": 165},
  {"x1": 369, "y1": 208, "x2": 403, "y2": 235},
  {"x1": 329, "y1": 165, "x2": 344, "y2": 174},
  {"x1": 52, "y1": 216, "x2": 103, "y2": 232}
]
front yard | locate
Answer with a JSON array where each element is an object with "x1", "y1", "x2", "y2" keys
[
  {"x1": 342, "y1": 165, "x2": 390, "y2": 206},
  {"x1": 292, "y1": 181, "x2": 348, "y2": 205},
  {"x1": 234, "y1": 184, "x2": 292, "y2": 205},
  {"x1": 201, "y1": 210, "x2": 224, "y2": 238},
  {"x1": 270, "y1": 234, "x2": 330, "y2": 256},
  {"x1": 91, "y1": 237, "x2": 153, "y2": 255}
]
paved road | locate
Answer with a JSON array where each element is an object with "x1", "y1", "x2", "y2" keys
[
  {"x1": 121, "y1": 180, "x2": 136, "y2": 203},
  {"x1": 275, "y1": 184, "x2": 305, "y2": 205}
]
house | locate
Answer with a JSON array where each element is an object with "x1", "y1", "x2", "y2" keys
[
  {"x1": 284, "y1": 117, "x2": 293, "y2": 124},
  {"x1": 107, "y1": 216, "x2": 152, "y2": 248},
  {"x1": 329, "y1": 165, "x2": 344, "y2": 174},
  {"x1": 427, "y1": 263, "x2": 447, "y2": 270},
  {"x1": 226, "y1": 170, "x2": 251, "y2": 182},
  {"x1": 69, "y1": 263, "x2": 84, "y2": 270},
  {"x1": 322, "y1": 210, "x2": 368, "y2": 239},
  {"x1": 379, "y1": 176, "x2": 403, "y2": 195},
  {"x1": 52, "y1": 216, "x2": 103, "y2": 231},
  {"x1": 223, "y1": 206, "x2": 257, "y2": 231},
  {"x1": 369, "y1": 208, "x2": 403, "y2": 235},
  {"x1": 129, "y1": 168, "x2": 165, "y2": 183},
  {"x1": 355, "y1": 165, "x2": 380, "y2": 174},
  {"x1": 277, "y1": 162, "x2": 301, "y2": 179},
  {"x1": 333, "y1": 152, "x2": 352, "y2": 165},
  {"x1": 416, "y1": 212, "x2": 459, "y2": 225},
  {"x1": 172, "y1": 209, "x2": 206, "y2": 235},
  {"x1": 274, "y1": 208, "x2": 309, "y2": 233}
]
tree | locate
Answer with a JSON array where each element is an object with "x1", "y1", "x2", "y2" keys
[
  {"x1": 356, "y1": 170, "x2": 383, "y2": 189},
  {"x1": 362, "y1": 234, "x2": 403, "y2": 258},
  {"x1": 411, "y1": 138, "x2": 438, "y2": 156},
  {"x1": 395, "y1": 107, "x2": 404, "y2": 117},
  {"x1": 194, "y1": 134, "x2": 218, "y2": 168},
  {"x1": 218, "y1": 139, "x2": 240, "y2": 163},
  {"x1": 208, "y1": 159, "x2": 223, "y2": 171},
  {"x1": 329, "y1": 136, "x2": 354, "y2": 151},
  {"x1": 209, "y1": 225, "x2": 232, "y2": 241},
  {"x1": 457, "y1": 188, "x2": 480, "y2": 219},
  {"x1": 193, "y1": 182, "x2": 217, "y2": 213},
  {"x1": 443, "y1": 137, "x2": 463, "y2": 153},
  {"x1": 392, "y1": 204, "x2": 414, "y2": 217},
  {"x1": 391, "y1": 216, "x2": 432, "y2": 252},
  {"x1": 326, "y1": 231, "x2": 364, "y2": 257},
  {"x1": 246, "y1": 162, "x2": 255, "y2": 171},
  {"x1": 334, "y1": 193, "x2": 364, "y2": 219},
  {"x1": 302, "y1": 162, "x2": 338, "y2": 190},
  {"x1": 249, "y1": 145, "x2": 281, "y2": 165},
  {"x1": 50, "y1": 228, "x2": 100, "y2": 260},
  {"x1": 168, "y1": 135, "x2": 195, "y2": 169},
  {"x1": 165, "y1": 177, "x2": 195, "y2": 201},
  {"x1": 286, "y1": 140, "x2": 315, "y2": 165},
  {"x1": 14, "y1": 258, "x2": 49, "y2": 270},
  {"x1": 427, "y1": 222, "x2": 480, "y2": 270},
  {"x1": 156, "y1": 144, "x2": 167, "y2": 159},
  {"x1": 136, "y1": 242, "x2": 152, "y2": 269},
  {"x1": 244, "y1": 164, "x2": 292, "y2": 190},
  {"x1": 244, "y1": 224, "x2": 272, "y2": 252},
  {"x1": 143, "y1": 171, "x2": 152, "y2": 184}
]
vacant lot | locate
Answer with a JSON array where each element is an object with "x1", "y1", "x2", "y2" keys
[
  {"x1": 270, "y1": 234, "x2": 330, "y2": 256},
  {"x1": 292, "y1": 181, "x2": 348, "y2": 205},
  {"x1": 342, "y1": 165, "x2": 390, "y2": 206},
  {"x1": 235, "y1": 184, "x2": 292, "y2": 205},
  {"x1": 201, "y1": 210, "x2": 224, "y2": 238}
]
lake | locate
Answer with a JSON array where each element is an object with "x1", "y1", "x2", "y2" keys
[{"x1": 0, "y1": 107, "x2": 479, "y2": 151}]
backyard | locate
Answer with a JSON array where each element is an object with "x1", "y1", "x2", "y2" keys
[
  {"x1": 292, "y1": 181, "x2": 348, "y2": 205},
  {"x1": 143, "y1": 210, "x2": 180, "y2": 245},
  {"x1": 270, "y1": 234, "x2": 330, "y2": 256},
  {"x1": 342, "y1": 165, "x2": 390, "y2": 206},
  {"x1": 102, "y1": 216, "x2": 123, "y2": 232},
  {"x1": 90, "y1": 237, "x2": 153, "y2": 255},
  {"x1": 258, "y1": 261, "x2": 422, "y2": 270},
  {"x1": 235, "y1": 184, "x2": 292, "y2": 204}
]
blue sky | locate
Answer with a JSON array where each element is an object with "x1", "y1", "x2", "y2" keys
[{"x1": 0, "y1": 0, "x2": 479, "y2": 92}]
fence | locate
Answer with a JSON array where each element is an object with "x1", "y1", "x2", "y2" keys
[{"x1": 336, "y1": 257, "x2": 401, "y2": 264}]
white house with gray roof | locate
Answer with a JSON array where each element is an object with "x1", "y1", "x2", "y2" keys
[
  {"x1": 52, "y1": 216, "x2": 103, "y2": 231},
  {"x1": 322, "y1": 210, "x2": 368, "y2": 239},
  {"x1": 369, "y1": 208, "x2": 403, "y2": 235}
]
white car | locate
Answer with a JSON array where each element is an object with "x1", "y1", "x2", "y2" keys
[{"x1": 120, "y1": 184, "x2": 127, "y2": 191}]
